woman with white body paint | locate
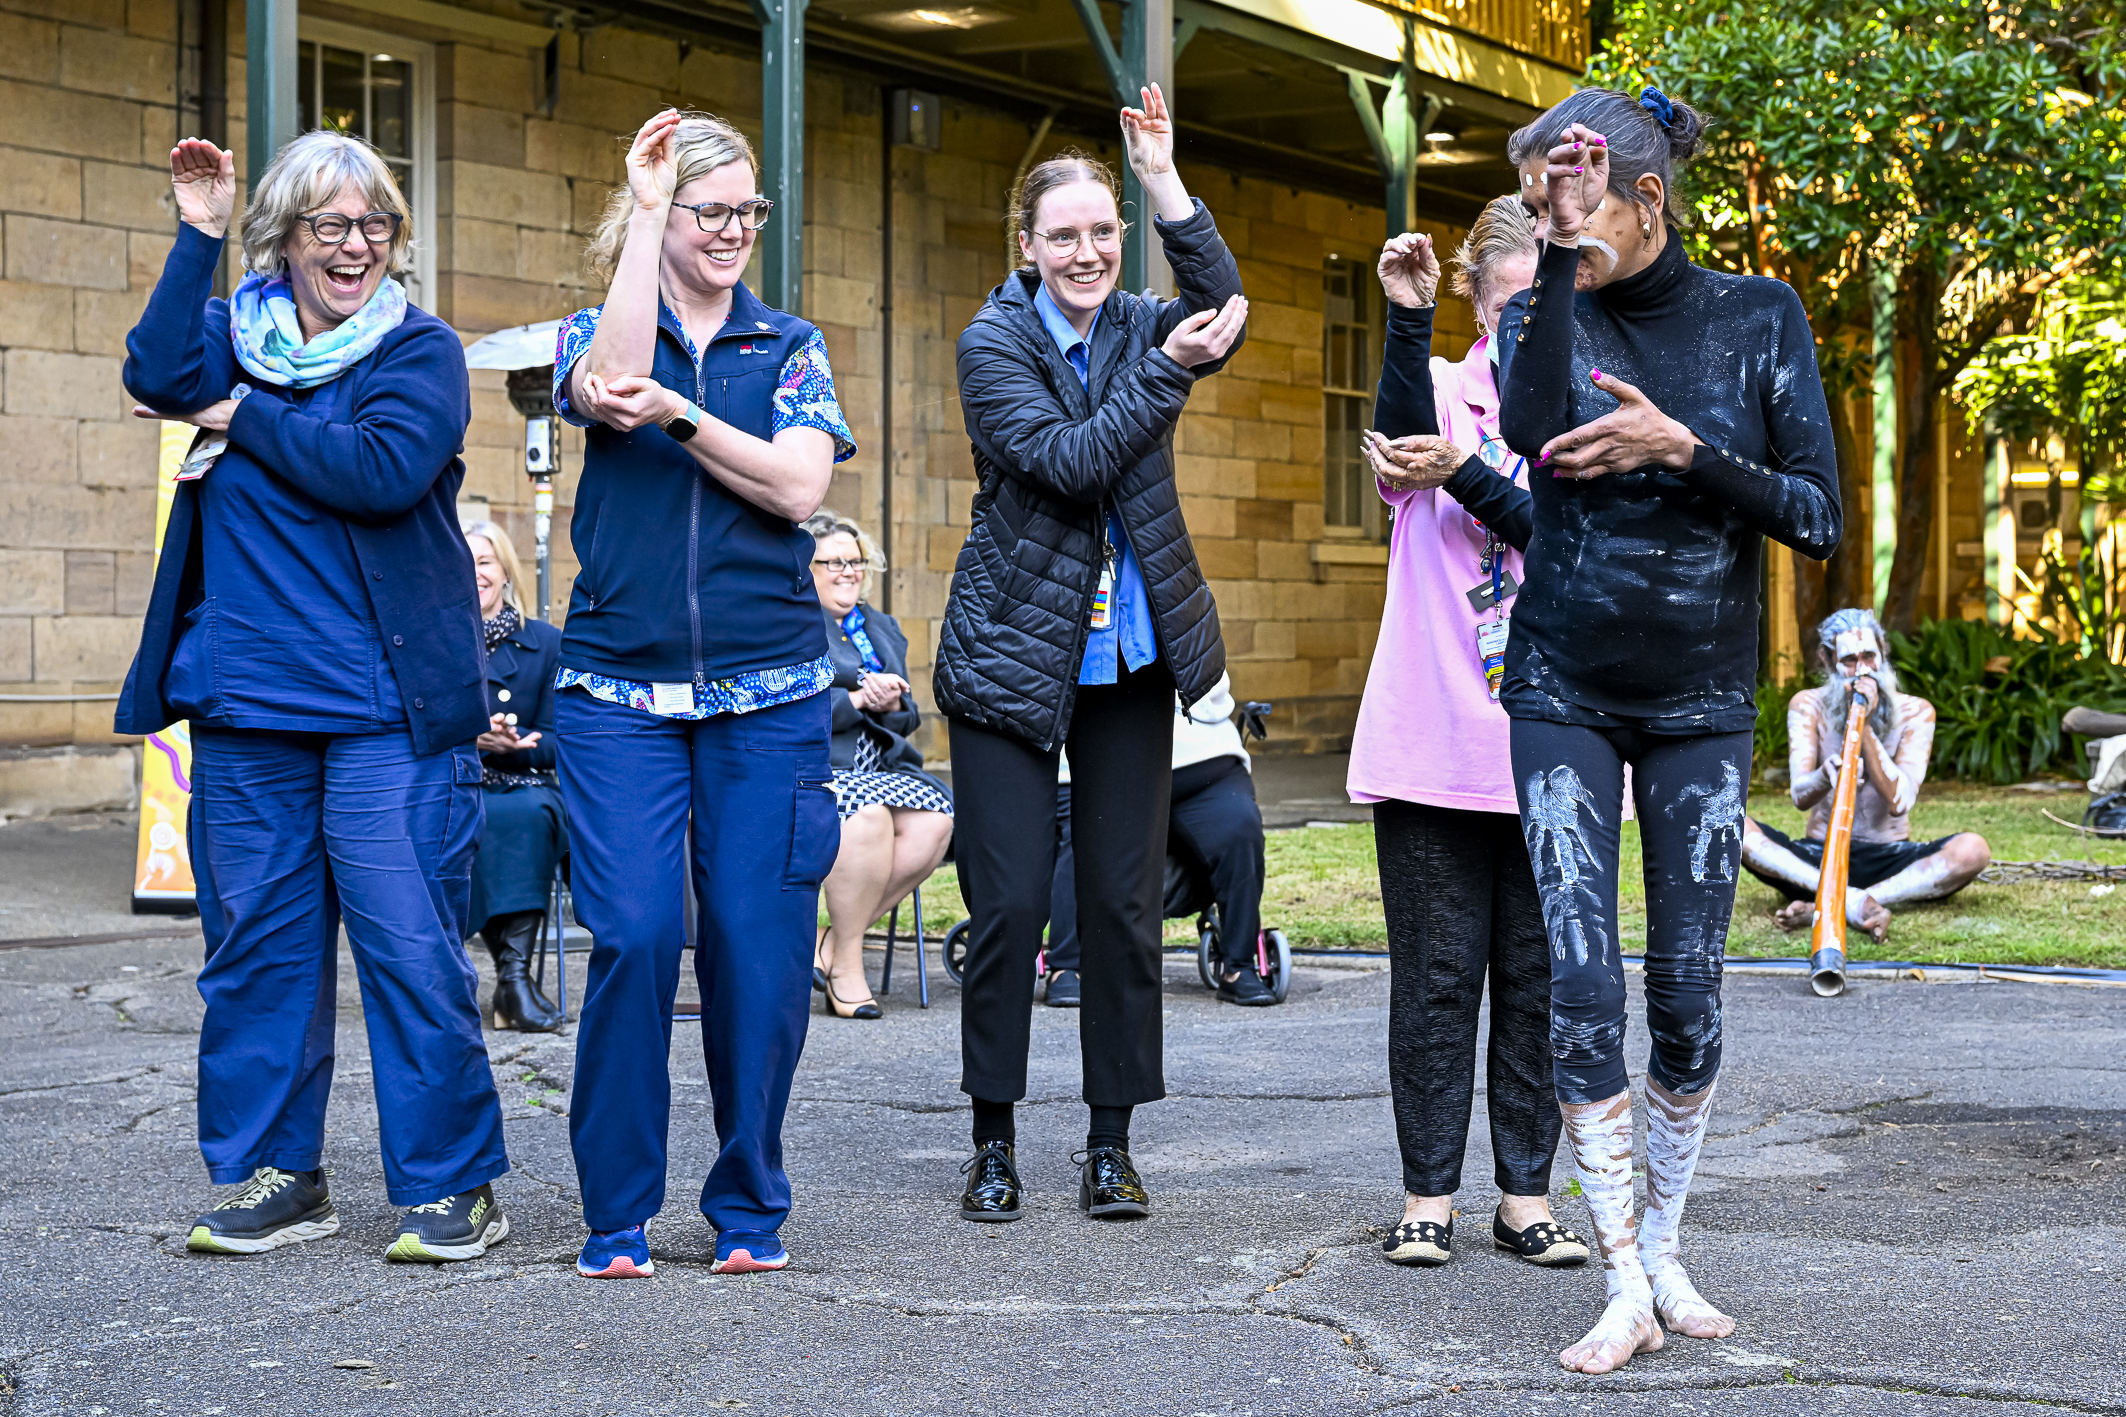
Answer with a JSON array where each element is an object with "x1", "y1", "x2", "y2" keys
[
  {"x1": 1494, "y1": 88, "x2": 1842, "y2": 1372},
  {"x1": 1347, "y1": 198, "x2": 1590, "y2": 1272}
]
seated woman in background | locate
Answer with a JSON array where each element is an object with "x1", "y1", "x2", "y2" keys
[
  {"x1": 805, "y1": 512, "x2": 954, "y2": 1020},
  {"x1": 465, "y1": 520, "x2": 565, "y2": 1033}
]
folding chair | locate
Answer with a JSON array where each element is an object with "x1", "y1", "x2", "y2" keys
[
  {"x1": 529, "y1": 858, "x2": 592, "y2": 1021},
  {"x1": 876, "y1": 883, "x2": 930, "y2": 1008}
]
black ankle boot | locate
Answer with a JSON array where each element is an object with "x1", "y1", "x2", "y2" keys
[{"x1": 483, "y1": 911, "x2": 563, "y2": 1032}]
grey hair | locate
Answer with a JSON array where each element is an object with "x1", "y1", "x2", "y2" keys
[
  {"x1": 801, "y1": 510, "x2": 885, "y2": 571},
  {"x1": 1506, "y1": 87, "x2": 1707, "y2": 229},
  {"x1": 463, "y1": 519, "x2": 527, "y2": 618},
  {"x1": 584, "y1": 111, "x2": 761, "y2": 284},
  {"x1": 238, "y1": 129, "x2": 413, "y2": 277},
  {"x1": 1814, "y1": 607, "x2": 1900, "y2": 737},
  {"x1": 1449, "y1": 196, "x2": 1538, "y2": 308}
]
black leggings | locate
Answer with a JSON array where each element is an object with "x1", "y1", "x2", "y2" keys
[
  {"x1": 1508, "y1": 719, "x2": 1750, "y2": 1105},
  {"x1": 1375, "y1": 800, "x2": 1559, "y2": 1197}
]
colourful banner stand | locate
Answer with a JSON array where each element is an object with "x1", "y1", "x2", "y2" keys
[{"x1": 132, "y1": 422, "x2": 197, "y2": 914}]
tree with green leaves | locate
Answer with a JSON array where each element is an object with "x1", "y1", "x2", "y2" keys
[{"x1": 1591, "y1": 0, "x2": 2126, "y2": 634}]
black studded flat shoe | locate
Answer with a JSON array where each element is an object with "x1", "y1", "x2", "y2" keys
[
  {"x1": 1075, "y1": 1147, "x2": 1150, "y2": 1219},
  {"x1": 1382, "y1": 1215, "x2": 1453, "y2": 1266},
  {"x1": 958, "y1": 1140, "x2": 1022, "y2": 1222},
  {"x1": 1491, "y1": 1207, "x2": 1590, "y2": 1267}
]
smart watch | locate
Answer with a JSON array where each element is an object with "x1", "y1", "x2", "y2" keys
[{"x1": 662, "y1": 399, "x2": 704, "y2": 444}]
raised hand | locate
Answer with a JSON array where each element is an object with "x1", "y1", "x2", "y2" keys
[
  {"x1": 624, "y1": 108, "x2": 682, "y2": 213},
  {"x1": 1160, "y1": 293, "x2": 1247, "y2": 369},
  {"x1": 1377, "y1": 232, "x2": 1439, "y2": 309},
  {"x1": 580, "y1": 373, "x2": 681, "y2": 433},
  {"x1": 1118, "y1": 83, "x2": 1174, "y2": 180},
  {"x1": 169, "y1": 138, "x2": 235, "y2": 238},
  {"x1": 1364, "y1": 430, "x2": 1462, "y2": 491},
  {"x1": 1541, "y1": 123, "x2": 1609, "y2": 244},
  {"x1": 1538, "y1": 369, "x2": 1696, "y2": 480}
]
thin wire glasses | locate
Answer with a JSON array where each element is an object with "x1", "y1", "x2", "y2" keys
[
  {"x1": 1031, "y1": 222, "x2": 1126, "y2": 258},
  {"x1": 297, "y1": 211, "x2": 403, "y2": 244},
  {"x1": 677, "y1": 199, "x2": 775, "y2": 234}
]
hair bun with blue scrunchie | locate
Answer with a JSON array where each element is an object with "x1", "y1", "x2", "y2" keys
[{"x1": 1639, "y1": 87, "x2": 1676, "y2": 130}]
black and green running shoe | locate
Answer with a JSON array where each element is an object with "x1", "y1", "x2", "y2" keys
[
  {"x1": 187, "y1": 1167, "x2": 340, "y2": 1254},
  {"x1": 385, "y1": 1184, "x2": 509, "y2": 1262}
]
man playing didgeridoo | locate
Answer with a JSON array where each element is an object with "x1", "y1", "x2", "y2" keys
[
  {"x1": 1742, "y1": 608, "x2": 1991, "y2": 941},
  {"x1": 1497, "y1": 86, "x2": 1842, "y2": 1373}
]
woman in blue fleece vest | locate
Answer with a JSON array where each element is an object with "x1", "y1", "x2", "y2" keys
[
  {"x1": 555, "y1": 109, "x2": 855, "y2": 1281},
  {"x1": 119, "y1": 131, "x2": 508, "y2": 1264}
]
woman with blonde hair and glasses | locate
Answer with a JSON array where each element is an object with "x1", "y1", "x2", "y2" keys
[
  {"x1": 120, "y1": 129, "x2": 508, "y2": 1263},
  {"x1": 1348, "y1": 197, "x2": 1590, "y2": 1276},
  {"x1": 553, "y1": 109, "x2": 855, "y2": 1280},
  {"x1": 801, "y1": 511, "x2": 954, "y2": 1021}
]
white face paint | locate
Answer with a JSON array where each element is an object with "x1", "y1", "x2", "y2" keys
[
  {"x1": 1580, "y1": 234, "x2": 1623, "y2": 273},
  {"x1": 1833, "y1": 629, "x2": 1877, "y2": 671}
]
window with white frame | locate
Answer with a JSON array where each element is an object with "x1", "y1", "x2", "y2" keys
[
  {"x1": 1322, "y1": 255, "x2": 1385, "y2": 541},
  {"x1": 296, "y1": 19, "x2": 436, "y2": 309}
]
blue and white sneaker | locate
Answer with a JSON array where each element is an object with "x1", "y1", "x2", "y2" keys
[
  {"x1": 711, "y1": 1231, "x2": 789, "y2": 1274},
  {"x1": 577, "y1": 1224, "x2": 653, "y2": 1278}
]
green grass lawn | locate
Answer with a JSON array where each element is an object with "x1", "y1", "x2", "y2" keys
[{"x1": 879, "y1": 783, "x2": 2126, "y2": 970}]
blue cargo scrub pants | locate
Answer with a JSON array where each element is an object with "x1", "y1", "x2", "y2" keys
[
  {"x1": 557, "y1": 688, "x2": 840, "y2": 1244},
  {"x1": 189, "y1": 727, "x2": 509, "y2": 1206}
]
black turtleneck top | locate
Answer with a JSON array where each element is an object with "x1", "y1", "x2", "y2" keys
[{"x1": 1495, "y1": 236, "x2": 1841, "y2": 734}]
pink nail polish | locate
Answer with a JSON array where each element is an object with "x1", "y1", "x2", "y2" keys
[
  {"x1": 1573, "y1": 166, "x2": 1583, "y2": 174},
  {"x1": 1593, "y1": 136, "x2": 1607, "y2": 146},
  {"x1": 1591, "y1": 368, "x2": 1603, "y2": 379}
]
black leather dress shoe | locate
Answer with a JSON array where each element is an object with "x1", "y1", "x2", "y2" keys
[
  {"x1": 1076, "y1": 1146, "x2": 1150, "y2": 1219},
  {"x1": 958, "y1": 1140, "x2": 1022, "y2": 1222},
  {"x1": 1217, "y1": 966, "x2": 1277, "y2": 1007},
  {"x1": 1043, "y1": 969, "x2": 1081, "y2": 1008}
]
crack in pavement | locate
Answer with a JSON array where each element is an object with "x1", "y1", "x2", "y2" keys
[
  {"x1": 1368, "y1": 1365, "x2": 2126, "y2": 1413},
  {"x1": 0, "y1": 1065, "x2": 165, "y2": 1098}
]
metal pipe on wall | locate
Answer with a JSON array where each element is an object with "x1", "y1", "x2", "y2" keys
[
  {"x1": 245, "y1": 0, "x2": 298, "y2": 182},
  {"x1": 879, "y1": 89, "x2": 894, "y2": 613}
]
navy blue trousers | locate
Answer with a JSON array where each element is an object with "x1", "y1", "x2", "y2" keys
[
  {"x1": 189, "y1": 727, "x2": 508, "y2": 1206},
  {"x1": 557, "y1": 689, "x2": 839, "y2": 1239},
  {"x1": 1508, "y1": 719, "x2": 1749, "y2": 1105},
  {"x1": 468, "y1": 780, "x2": 566, "y2": 933}
]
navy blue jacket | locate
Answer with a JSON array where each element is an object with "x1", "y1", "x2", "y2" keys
[
  {"x1": 117, "y1": 224, "x2": 485, "y2": 755},
  {"x1": 559, "y1": 283, "x2": 829, "y2": 684},
  {"x1": 482, "y1": 616, "x2": 560, "y2": 775}
]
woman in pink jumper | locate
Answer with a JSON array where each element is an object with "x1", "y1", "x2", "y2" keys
[{"x1": 1349, "y1": 198, "x2": 1586, "y2": 1272}]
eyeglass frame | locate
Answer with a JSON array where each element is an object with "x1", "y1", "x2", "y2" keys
[
  {"x1": 810, "y1": 556, "x2": 874, "y2": 575},
  {"x1": 1028, "y1": 220, "x2": 1130, "y2": 258},
  {"x1": 295, "y1": 210, "x2": 404, "y2": 245},
  {"x1": 675, "y1": 198, "x2": 776, "y2": 234}
]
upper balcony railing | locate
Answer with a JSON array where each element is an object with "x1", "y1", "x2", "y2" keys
[{"x1": 1392, "y1": 0, "x2": 1590, "y2": 71}]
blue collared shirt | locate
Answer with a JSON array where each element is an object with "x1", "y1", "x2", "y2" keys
[{"x1": 1031, "y1": 283, "x2": 1158, "y2": 685}]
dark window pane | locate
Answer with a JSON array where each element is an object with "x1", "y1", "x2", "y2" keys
[
  {"x1": 298, "y1": 40, "x2": 317, "y2": 133},
  {"x1": 319, "y1": 43, "x2": 364, "y2": 137},
  {"x1": 370, "y1": 55, "x2": 412, "y2": 159}
]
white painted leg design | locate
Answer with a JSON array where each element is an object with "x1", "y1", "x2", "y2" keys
[
  {"x1": 1641, "y1": 1077, "x2": 1735, "y2": 1339},
  {"x1": 1557, "y1": 1092, "x2": 1663, "y2": 1373}
]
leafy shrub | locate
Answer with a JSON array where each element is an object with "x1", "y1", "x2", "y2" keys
[{"x1": 1885, "y1": 619, "x2": 2126, "y2": 784}]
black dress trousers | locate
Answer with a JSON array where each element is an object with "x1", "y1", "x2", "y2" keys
[{"x1": 951, "y1": 660, "x2": 1175, "y2": 1107}]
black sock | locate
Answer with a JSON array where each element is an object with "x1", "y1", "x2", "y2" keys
[
  {"x1": 1086, "y1": 1104, "x2": 1131, "y2": 1153},
  {"x1": 971, "y1": 1098, "x2": 1015, "y2": 1147}
]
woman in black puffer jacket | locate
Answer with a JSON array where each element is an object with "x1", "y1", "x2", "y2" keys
[{"x1": 939, "y1": 84, "x2": 1247, "y2": 1227}]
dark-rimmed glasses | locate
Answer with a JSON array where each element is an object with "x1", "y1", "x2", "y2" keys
[
  {"x1": 1032, "y1": 222, "x2": 1125, "y2": 258},
  {"x1": 297, "y1": 211, "x2": 403, "y2": 245},
  {"x1": 677, "y1": 199, "x2": 775, "y2": 234},
  {"x1": 811, "y1": 556, "x2": 868, "y2": 575}
]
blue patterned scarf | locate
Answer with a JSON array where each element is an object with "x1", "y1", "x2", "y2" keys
[
  {"x1": 229, "y1": 271, "x2": 406, "y2": 388},
  {"x1": 840, "y1": 605, "x2": 884, "y2": 673}
]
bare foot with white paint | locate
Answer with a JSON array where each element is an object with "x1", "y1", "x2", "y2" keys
[
  {"x1": 1774, "y1": 898, "x2": 1814, "y2": 932},
  {"x1": 1560, "y1": 1295, "x2": 1664, "y2": 1372},
  {"x1": 1844, "y1": 891, "x2": 1889, "y2": 943},
  {"x1": 1648, "y1": 1261, "x2": 1735, "y2": 1338}
]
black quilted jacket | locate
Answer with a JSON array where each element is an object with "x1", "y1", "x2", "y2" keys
[{"x1": 933, "y1": 199, "x2": 1243, "y2": 751}]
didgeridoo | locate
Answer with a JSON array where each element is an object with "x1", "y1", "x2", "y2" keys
[{"x1": 1807, "y1": 695, "x2": 1869, "y2": 997}]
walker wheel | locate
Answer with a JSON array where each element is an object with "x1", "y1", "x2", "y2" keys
[
  {"x1": 1264, "y1": 928, "x2": 1292, "y2": 1004},
  {"x1": 1195, "y1": 916, "x2": 1220, "y2": 991},
  {"x1": 943, "y1": 920, "x2": 971, "y2": 985}
]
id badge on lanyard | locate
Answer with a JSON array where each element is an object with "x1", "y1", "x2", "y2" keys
[
  {"x1": 1474, "y1": 526, "x2": 1510, "y2": 702},
  {"x1": 1089, "y1": 520, "x2": 1117, "y2": 630}
]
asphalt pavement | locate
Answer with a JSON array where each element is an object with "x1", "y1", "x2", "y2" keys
[{"x1": 3, "y1": 806, "x2": 2123, "y2": 1416}]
